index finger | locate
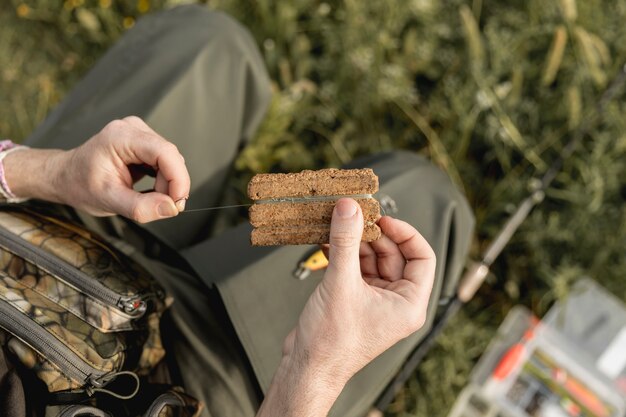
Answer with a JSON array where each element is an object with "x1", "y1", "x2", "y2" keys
[
  {"x1": 377, "y1": 216, "x2": 436, "y2": 284},
  {"x1": 120, "y1": 131, "x2": 191, "y2": 202}
]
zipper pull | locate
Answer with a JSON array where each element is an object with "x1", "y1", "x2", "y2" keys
[
  {"x1": 118, "y1": 297, "x2": 147, "y2": 316},
  {"x1": 87, "y1": 371, "x2": 140, "y2": 399}
]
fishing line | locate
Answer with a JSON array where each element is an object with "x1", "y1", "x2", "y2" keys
[
  {"x1": 181, "y1": 194, "x2": 377, "y2": 213},
  {"x1": 256, "y1": 193, "x2": 374, "y2": 204},
  {"x1": 181, "y1": 203, "x2": 252, "y2": 213}
]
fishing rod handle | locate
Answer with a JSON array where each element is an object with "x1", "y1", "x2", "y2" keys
[{"x1": 457, "y1": 261, "x2": 490, "y2": 303}]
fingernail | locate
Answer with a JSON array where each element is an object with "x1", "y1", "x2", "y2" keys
[
  {"x1": 158, "y1": 201, "x2": 178, "y2": 217},
  {"x1": 335, "y1": 199, "x2": 357, "y2": 219},
  {"x1": 175, "y1": 198, "x2": 186, "y2": 212}
]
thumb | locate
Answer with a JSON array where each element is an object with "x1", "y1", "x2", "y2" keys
[
  {"x1": 110, "y1": 186, "x2": 179, "y2": 223},
  {"x1": 327, "y1": 198, "x2": 363, "y2": 279}
]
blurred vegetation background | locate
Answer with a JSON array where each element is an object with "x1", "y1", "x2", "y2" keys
[{"x1": 1, "y1": 0, "x2": 625, "y2": 416}]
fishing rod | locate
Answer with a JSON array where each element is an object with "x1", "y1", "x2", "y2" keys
[{"x1": 368, "y1": 63, "x2": 626, "y2": 416}]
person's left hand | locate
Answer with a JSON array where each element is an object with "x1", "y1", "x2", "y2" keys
[
  {"x1": 6, "y1": 116, "x2": 190, "y2": 223},
  {"x1": 283, "y1": 200, "x2": 435, "y2": 382}
]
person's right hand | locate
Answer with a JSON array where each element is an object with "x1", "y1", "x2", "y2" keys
[
  {"x1": 6, "y1": 116, "x2": 191, "y2": 223},
  {"x1": 257, "y1": 198, "x2": 436, "y2": 417}
]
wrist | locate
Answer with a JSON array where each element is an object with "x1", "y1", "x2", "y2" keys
[
  {"x1": 257, "y1": 352, "x2": 348, "y2": 417},
  {"x1": 281, "y1": 350, "x2": 349, "y2": 395},
  {"x1": 3, "y1": 147, "x2": 67, "y2": 204}
]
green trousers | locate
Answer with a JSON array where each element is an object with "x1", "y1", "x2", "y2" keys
[{"x1": 26, "y1": 5, "x2": 474, "y2": 417}]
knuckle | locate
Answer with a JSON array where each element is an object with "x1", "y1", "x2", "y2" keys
[
  {"x1": 130, "y1": 204, "x2": 148, "y2": 224},
  {"x1": 102, "y1": 119, "x2": 125, "y2": 135},
  {"x1": 165, "y1": 142, "x2": 179, "y2": 154},
  {"x1": 155, "y1": 140, "x2": 177, "y2": 155},
  {"x1": 123, "y1": 115, "x2": 143, "y2": 124},
  {"x1": 330, "y1": 229, "x2": 357, "y2": 248}
]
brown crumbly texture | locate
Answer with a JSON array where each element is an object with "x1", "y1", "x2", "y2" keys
[
  {"x1": 249, "y1": 199, "x2": 380, "y2": 228},
  {"x1": 251, "y1": 224, "x2": 381, "y2": 246},
  {"x1": 248, "y1": 168, "x2": 381, "y2": 245},
  {"x1": 247, "y1": 168, "x2": 378, "y2": 200}
]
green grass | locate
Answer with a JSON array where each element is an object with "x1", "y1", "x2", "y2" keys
[{"x1": 1, "y1": 0, "x2": 625, "y2": 416}]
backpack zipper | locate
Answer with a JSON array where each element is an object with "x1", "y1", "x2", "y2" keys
[
  {"x1": 0, "y1": 225, "x2": 146, "y2": 317},
  {"x1": 0, "y1": 298, "x2": 109, "y2": 388}
]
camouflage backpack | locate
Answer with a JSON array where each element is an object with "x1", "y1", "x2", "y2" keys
[{"x1": 0, "y1": 205, "x2": 201, "y2": 417}]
